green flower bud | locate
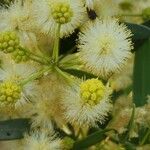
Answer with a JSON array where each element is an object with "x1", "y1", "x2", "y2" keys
[
  {"x1": 51, "y1": 3, "x2": 73, "y2": 24},
  {"x1": 0, "y1": 81, "x2": 21, "y2": 107},
  {"x1": 0, "y1": 31, "x2": 20, "y2": 53},
  {"x1": 12, "y1": 48, "x2": 30, "y2": 63},
  {"x1": 62, "y1": 137, "x2": 75, "y2": 150},
  {"x1": 142, "y1": 7, "x2": 150, "y2": 21}
]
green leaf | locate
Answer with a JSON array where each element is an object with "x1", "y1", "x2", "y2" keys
[
  {"x1": 133, "y1": 39, "x2": 150, "y2": 106},
  {"x1": 72, "y1": 129, "x2": 111, "y2": 150},
  {"x1": 143, "y1": 20, "x2": 150, "y2": 28},
  {"x1": 126, "y1": 23, "x2": 150, "y2": 40},
  {"x1": 123, "y1": 142, "x2": 136, "y2": 150},
  {"x1": 0, "y1": 119, "x2": 30, "y2": 140}
]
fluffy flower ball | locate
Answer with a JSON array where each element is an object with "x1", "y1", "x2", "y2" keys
[
  {"x1": 23, "y1": 131, "x2": 62, "y2": 150},
  {"x1": 32, "y1": 0, "x2": 87, "y2": 37},
  {"x1": 61, "y1": 78, "x2": 112, "y2": 127},
  {"x1": 78, "y1": 18, "x2": 133, "y2": 77}
]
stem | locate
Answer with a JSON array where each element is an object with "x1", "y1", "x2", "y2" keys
[
  {"x1": 29, "y1": 55, "x2": 48, "y2": 65},
  {"x1": 118, "y1": 14, "x2": 142, "y2": 17},
  {"x1": 140, "y1": 128, "x2": 150, "y2": 145},
  {"x1": 54, "y1": 66, "x2": 73, "y2": 82},
  {"x1": 20, "y1": 67, "x2": 52, "y2": 85},
  {"x1": 52, "y1": 24, "x2": 61, "y2": 63},
  {"x1": 30, "y1": 52, "x2": 51, "y2": 64}
]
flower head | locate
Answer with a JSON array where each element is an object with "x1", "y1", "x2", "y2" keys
[
  {"x1": 80, "y1": 79, "x2": 106, "y2": 106},
  {"x1": 51, "y1": 2, "x2": 73, "y2": 24},
  {"x1": 23, "y1": 131, "x2": 62, "y2": 150},
  {"x1": 61, "y1": 78, "x2": 112, "y2": 127},
  {"x1": 28, "y1": 72, "x2": 68, "y2": 130},
  {"x1": 0, "y1": 0, "x2": 36, "y2": 32},
  {"x1": 0, "y1": 31, "x2": 20, "y2": 53},
  {"x1": 0, "y1": 80, "x2": 21, "y2": 107},
  {"x1": 78, "y1": 19, "x2": 133, "y2": 77},
  {"x1": 32, "y1": 0, "x2": 86, "y2": 37},
  {"x1": 0, "y1": 55, "x2": 38, "y2": 111}
]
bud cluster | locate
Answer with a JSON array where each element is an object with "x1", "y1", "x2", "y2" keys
[
  {"x1": 0, "y1": 81, "x2": 21, "y2": 107},
  {"x1": 0, "y1": 32, "x2": 20, "y2": 53},
  {"x1": 12, "y1": 48, "x2": 30, "y2": 63},
  {"x1": 51, "y1": 3, "x2": 73, "y2": 24},
  {"x1": 80, "y1": 79, "x2": 106, "y2": 106}
]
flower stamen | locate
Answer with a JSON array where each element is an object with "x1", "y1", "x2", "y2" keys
[
  {"x1": 80, "y1": 79, "x2": 105, "y2": 106},
  {"x1": 51, "y1": 3, "x2": 73, "y2": 24},
  {"x1": 0, "y1": 81, "x2": 21, "y2": 106}
]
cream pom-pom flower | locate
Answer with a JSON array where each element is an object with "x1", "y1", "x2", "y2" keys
[
  {"x1": 78, "y1": 18, "x2": 133, "y2": 77},
  {"x1": 0, "y1": 0, "x2": 39, "y2": 50},
  {"x1": 28, "y1": 72, "x2": 69, "y2": 130},
  {"x1": 28, "y1": 97, "x2": 54, "y2": 130},
  {"x1": 23, "y1": 131, "x2": 62, "y2": 150},
  {"x1": 32, "y1": 0, "x2": 87, "y2": 37},
  {"x1": 0, "y1": 54, "x2": 38, "y2": 112},
  {"x1": 61, "y1": 78, "x2": 112, "y2": 127},
  {"x1": 0, "y1": 0, "x2": 36, "y2": 32}
]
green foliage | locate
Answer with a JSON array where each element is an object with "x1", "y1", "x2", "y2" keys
[
  {"x1": 72, "y1": 129, "x2": 112, "y2": 150},
  {"x1": 133, "y1": 39, "x2": 150, "y2": 106},
  {"x1": 0, "y1": 119, "x2": 30, "y2": 140},
  {"x1": 126, "y1": 23, "x2": 150, "y2": 40}
]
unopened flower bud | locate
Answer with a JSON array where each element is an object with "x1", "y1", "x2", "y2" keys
[{"x1": 0, "y1": 31, "x2": 20, "y2": 53}]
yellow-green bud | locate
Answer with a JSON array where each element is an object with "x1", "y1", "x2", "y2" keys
[
  {"x1": 62, "y1": 137, "x2": 75, "y2": 150},
  {"x1": 142, "y1": 7, "x2": 150, "y2": 21},
  {"x1": 0, "y1": 32, "x2": 20, "y2": 53},
  {"x1": 12, "y1": 48, "x2": 30, "y2": 63},
  {"x1": 51, "y1": 3, "x2": 73, "y2": 24},
  {"x1": 0, "y1": 81, "x2": 21, "y2": 106},
  {"x1": 80, "y1": 79, "x2": 106, "y2": 106},
  {"x1": 119, "y1": 1, "x2": 133, "y2": 11}
]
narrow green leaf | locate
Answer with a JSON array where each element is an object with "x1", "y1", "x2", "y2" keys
[
  {"x1": 72, "y1": 129, "x2": 111, "y2": 150},
  {"x1": 133, "y1": 39, "x2": 150, "y2": 106},
  {"x1": 140, "y1": 128, "x2": 150, "y2": 145},
  {"x1": 0, "y1": 119, "x2": 30, "y2": 140},
  {"x1": 123, "y1": 142, "x2": 136, "y2": 150},
  {"x1": 143, "y1": 20, "x2": 150, "y2": 28},
  {"x1": 126, "y1": 23, "x2": 150, "y2": 40}
]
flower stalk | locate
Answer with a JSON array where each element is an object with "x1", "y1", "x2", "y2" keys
[
  {"x1": 52, "y1": 24, "x2": 61, "y2": 63},
  {"x1": 20, "y1": 67, "x2": 52, "y2": 86}
]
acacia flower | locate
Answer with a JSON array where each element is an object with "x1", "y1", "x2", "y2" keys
[
  {"x1": 0, "y1": 54, "x2": 37, "y2": 111},
  {"x1": 61, "y1": 78, "x2": 112, "y2": 127},
  {"x1": 23, "y1": 131, "x2": 62, "y2": 150},
  {"x1": 32, "y1": 0, "x2": 87, "y2": 37},
  {"x1": 0, "y1": 0, "x2": 36, "y2": 32},
  {"x1": 78, "y1": 19, "x2": 133, "y2": 77}
]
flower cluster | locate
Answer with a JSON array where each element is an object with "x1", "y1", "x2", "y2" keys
[{"x1": 0, "y1": 0, "x2": 149, "y2": 150}]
